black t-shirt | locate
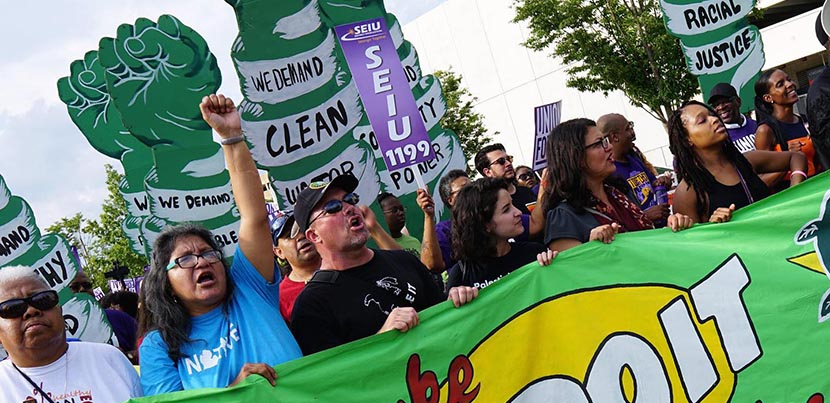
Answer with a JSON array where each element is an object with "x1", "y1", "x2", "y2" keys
[
  {"x1": 446, "y1": 241, "x2": 546, "y2": 289},
  {"x1": 289, "y1": 249, "x2": 445, "y2": 355},
  {"x1": 512, "y1": 185, "x2": 537, "y2": 214}
]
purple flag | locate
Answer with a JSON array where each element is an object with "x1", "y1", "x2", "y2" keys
[{"x1": 336, "y1": 18, "x2": 434, "y2": 171}]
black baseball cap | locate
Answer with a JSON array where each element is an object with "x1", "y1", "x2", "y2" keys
[
  {"x1": 294, "y1": 174, "x2": 359, "y2": 234},
  {"x1": 707, "y1": 83, "x2": 738, "y2": 104},
  {"x1": 817, "y1": 12, "x2": 829, "y2": 47},
  {"x1": 269, "y1": 211, "x2": 297, "y2": 244}
]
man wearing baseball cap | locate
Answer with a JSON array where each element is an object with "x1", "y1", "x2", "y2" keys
[
  {"x1": 707, "y1": 82, "x2": 757, "y2": 153},
  {"x1": 807, "y1": 5, "x2": 830, "y2": 169},
  {"x1": 289, "y1": 174, "x2": 478, "y2": 355},
  {"x1": 270, "y1": 211, "x2": 320, "y2": 323}
]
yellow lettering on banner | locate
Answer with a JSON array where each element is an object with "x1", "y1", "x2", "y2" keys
[{"x1": 418, "y1": 255, "x2": 761, "y2": 402}]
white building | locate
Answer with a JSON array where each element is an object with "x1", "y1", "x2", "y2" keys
[{"x1": 401, "y1": 0, "x2": 825, "y2": 169}]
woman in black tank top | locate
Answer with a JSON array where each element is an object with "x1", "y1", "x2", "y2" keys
[{"x1": 668, "y1": 101, "x2": 807, "y2": 223}]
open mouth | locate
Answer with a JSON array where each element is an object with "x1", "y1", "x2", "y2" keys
[
  {"x1": 349, "y1": 216, "x2": 363, "y2": 229},
  {"x1": 196, "y1": 271, "x2": 215, "y2": 285},
  {"x1": 297, "y1": 239, "x2": 314, "y2": 253}
]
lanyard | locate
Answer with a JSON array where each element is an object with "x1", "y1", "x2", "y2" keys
[{"x1": 12, "y1": 363, "x2": 56, "y2": 403}]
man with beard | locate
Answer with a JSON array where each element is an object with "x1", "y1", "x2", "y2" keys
[
  {"x1": 474, "y1": 143, "x2": 537, "y2": 214},
  {"x1": 707, "y1": 83, "x2": 758, "y2": 153},
  {"x1": 289, "y1": 175, "x2": 478, "y2": 355},
  {"x1": 271, "y1": 211, "x2": 321, "y2": 323}
]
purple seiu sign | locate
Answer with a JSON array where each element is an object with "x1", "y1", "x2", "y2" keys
[{"x1": 335, "y1": 18, "x2": 434, "y2": 171}]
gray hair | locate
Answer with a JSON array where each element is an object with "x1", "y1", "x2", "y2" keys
[{"x1": 0, "y1": 265, "x2": 49, "y2": 291}]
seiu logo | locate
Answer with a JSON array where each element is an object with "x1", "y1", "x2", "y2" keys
[{"x1": 353, "y1": 22, "x2": 381, "y2": 35}]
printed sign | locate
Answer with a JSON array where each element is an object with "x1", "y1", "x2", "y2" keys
[
  {"x1": 533, "y1": 101, "x2": 562, "y2": 171},
  {"x1": 0, "y1": 175, "x2": 116, "y2": 350},
  {"x1": 659, "y1": 0, "x2": 764, "y2": 111},
  {"x1": 335, "y1": 17, "x2": 435, "y2": 171}
]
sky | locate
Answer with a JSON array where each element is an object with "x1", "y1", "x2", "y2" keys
[{"x1": 0, "y1": 0, "x2": 445, "y2": 230}]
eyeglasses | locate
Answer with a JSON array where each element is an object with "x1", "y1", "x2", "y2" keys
[
  {"x1": 585, "y1": 135, "x2": 611, "y2": 151},
  {"x1": 383, "y1": 206, "x2": 406, "y2": 214},
  {"x1": 166, "y1": 249, "x2": 223, "y2": 270},
  {"x1": 308, "y1": 192, "x2": 361, "y2": 227},
  {"x1": 489, "y1": 155, "x2": 513, "y2": 166},
  {"x1": 0, "y1": 290, "x2": 59, "y2": 319},
  {"x1": 69, "y1": 281, "x2": 93, "y2": 293}
]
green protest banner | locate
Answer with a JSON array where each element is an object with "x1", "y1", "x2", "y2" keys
[
  {"x1": 226, "y1": 0, "x2": 466, "y2": 238},
  {"x1": 660, "y1": 0, "x2": 764, "y2": 111},
  {"x1": 129, "y1": 174, "x2": 830, "y2": 402},
  {"x1": 0, "y1": 175, "x2": 117, "y2": 356},
  {"x1": 58, "y1": 15, "x2": 242, "y2": 260}
]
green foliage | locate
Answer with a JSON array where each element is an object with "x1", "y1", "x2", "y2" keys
[
  {"x1": 434, "y1": 69, "x2": 495, "y2": 175},
  {"x1": 47, "y1": 165, "x2": 148, "y2": 290},
  {"x1": 513, "y1": 0, "x2": 700, "y2": 124}
]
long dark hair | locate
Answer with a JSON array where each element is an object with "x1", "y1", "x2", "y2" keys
[
  {"x1": 754, "y1": 69, "x2": 795, "y2": 150},
  {"x1": 451, "y1": 178, "x2": 509, "y2": 261},
  {"x1": 544, "y1": 118, "x2": 623, "y2": 212},
  {"x1": 139, "y1": 223, "x2": 234, "y2": 362},
  {"x1": 668, "y1": 100, "x2": 754, "y2": 219}
]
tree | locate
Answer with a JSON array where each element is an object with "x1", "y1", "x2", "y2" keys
[
  {"x1": 45, "y1": 212, "x2": 93, "y2": 265},
  {"x1": 47, "y1": 165, "x2": 148, "y2": 290},
  {"x1": 513, "y1": 0, "x2": 700, "y2": 124},
  {"x1": 434, "y1": 69, "x2": 495, "y2": 175}
]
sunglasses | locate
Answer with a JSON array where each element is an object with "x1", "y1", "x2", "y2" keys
[
  {"x1": 0, "y1": 290, "x2": 60, "y2": 319},
  {"x1": 166, "y1": 249, "x2": 223, "y2": 270},
  {"x1": 517, "y1": 173, "x2": 534, "y2": 182},
  {"x1": 489, "y1": 155, "x2": 513, "y2": 167},
  {"x1": 585, "y1": 135, "x2": 611, "y2": 151},
  {"x1": 69, "y1": 281, "x2": 93, "y2": 293},
  {"x1": 308, "y1": 192, "x2": 361, "y2": 227}
]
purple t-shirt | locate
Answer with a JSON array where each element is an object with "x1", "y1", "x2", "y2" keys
[
  {"x1": 725, "y1": 115, "x2": 757, "y2": 153},
  {"x1": 614, "y1": 152, "x2": 658, "y2": 210}
]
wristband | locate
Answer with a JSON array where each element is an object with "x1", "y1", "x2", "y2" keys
[
  {"x1": 220, "y1": 135, "x2": 245, "y2": 146},
  {"x1": 791, "y1": 170, "x2": 807, "y2": 178}
]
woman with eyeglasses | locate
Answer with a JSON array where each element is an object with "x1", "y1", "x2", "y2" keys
[
  {"x1": 543, "y1": 119, "x2": 694, "y2": 252},
  {"x1": 0, "y1": 266, "x2": 142, "y2": 403},
  {"x1": 446, "y1": 178, "x2": 555, "y2": 290},
  {"x1": 669, "y1": 101, "x2": 807, "y2": 223},
  {"x1": 138, "y1": 94, "x2": 302, "y2": 395}
]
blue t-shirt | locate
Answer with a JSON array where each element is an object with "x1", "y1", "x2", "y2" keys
[{"x1": 140, "y1": 247, "x2": 302, "y2": 395}]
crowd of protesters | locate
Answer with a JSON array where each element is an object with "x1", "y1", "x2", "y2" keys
[{"x1": 0, "y1": 17, "x2": 828, "y2": 402}]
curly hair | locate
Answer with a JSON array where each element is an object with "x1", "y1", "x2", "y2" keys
[
  {"x1": 138, "y1": 223, "x2": 235, "y2": 362},
  {"x1": 451, "y1": 178, "x2": 509, "y2": 260},
  {"x1": 668, "y1": 100, "x2": 754, "y2": 220},
  {"x1": 542, "y1": 118, "x2": 598, "y2": 212}
]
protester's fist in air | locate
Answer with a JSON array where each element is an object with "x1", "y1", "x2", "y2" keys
[{"x1": 200, "y1": 94, "x2": 242, "y2": 139}]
